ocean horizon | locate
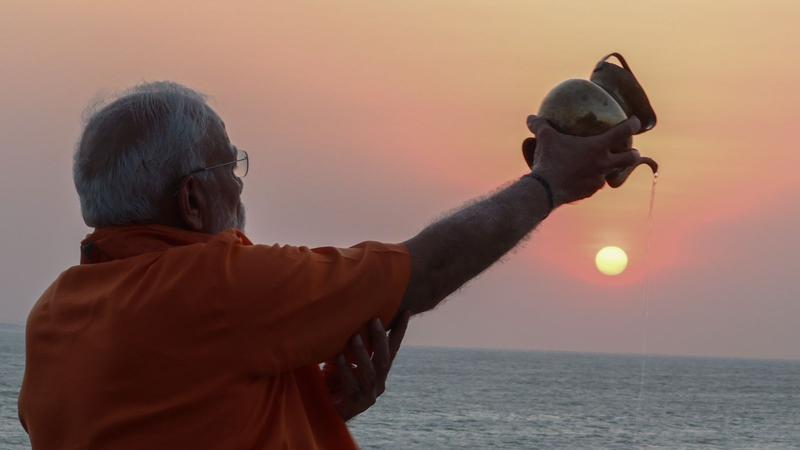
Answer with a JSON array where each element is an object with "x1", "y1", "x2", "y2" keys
[
  {"x1": 2, "y1": 322, "x2": 797, "y2": 363},
  {"x1": 2, "y1": 323, "x2": 799, "y2": 449}
]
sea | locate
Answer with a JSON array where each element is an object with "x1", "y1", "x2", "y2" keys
[{"x1": 1, "y1": 323, "x2": 798, "y2": 449}]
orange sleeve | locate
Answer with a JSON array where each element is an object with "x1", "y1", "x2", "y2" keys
[{"x1": 208, "y1": 239, "x2": 411, "y2": 374}]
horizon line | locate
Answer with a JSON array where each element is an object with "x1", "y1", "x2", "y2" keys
[{"x1": 2, "y1": 321, "x2": 797, "y2": 363}]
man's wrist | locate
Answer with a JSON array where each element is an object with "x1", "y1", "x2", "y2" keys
[
  {"x1": 529, "y1": 168, "x2": 568, "y2": 208},
  {"x1": 521, "y1": 172, "x2": 560, "y2": 218},
  {"x1": 529, "y1": 173, "x2": 555, "y2": 214}
]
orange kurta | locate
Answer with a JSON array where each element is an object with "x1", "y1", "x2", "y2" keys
[{"x1": 19, "y1": 225, "x2": 411, "y2": 449}]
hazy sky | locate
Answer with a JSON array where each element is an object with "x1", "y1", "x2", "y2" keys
[{"x1": 1, "y1": 0, "x2": 798, "y2": 359}]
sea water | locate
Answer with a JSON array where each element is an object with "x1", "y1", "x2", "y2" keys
[
  {"x1": 350, "y1": 346, "x2": 800, "y2": 449},
  {"x1": 1, "y1": 324, "x2": 26, "y2": 449},
  {"x1": 1, "y1": 324, "x2": 798, "y2": 449}
]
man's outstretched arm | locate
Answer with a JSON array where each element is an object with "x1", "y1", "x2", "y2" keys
[{"x1": 400, "y1": 115, "x2": 648, "y2": 315}]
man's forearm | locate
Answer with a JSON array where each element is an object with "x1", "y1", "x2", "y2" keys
[{"x1": 401, "y1": 175, "x2": 551, "y2": 314}]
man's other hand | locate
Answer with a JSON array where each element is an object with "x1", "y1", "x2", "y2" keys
[
  {"x1": 323, "y1": 311, "x2": 410, "y2": 422},
  {"x1": 524, "y1": 115, "x2": 656, "y2": 206}
]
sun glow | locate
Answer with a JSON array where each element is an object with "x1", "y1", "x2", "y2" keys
[{"x1": 595, "y1": 246, "x2": 628, "y2": 276}]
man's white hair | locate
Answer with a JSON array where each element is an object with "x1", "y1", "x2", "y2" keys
[{"x1": 73, "y1": 81, "x2": 223, "y2": 227}]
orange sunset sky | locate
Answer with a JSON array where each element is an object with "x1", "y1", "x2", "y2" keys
[{"x1": 1, "y1": 0, "x2": 798, "y2": 359}]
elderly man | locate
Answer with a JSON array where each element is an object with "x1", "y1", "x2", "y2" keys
[{"x1": 19, "y1": 82, "x2": 650, "y2": 449}]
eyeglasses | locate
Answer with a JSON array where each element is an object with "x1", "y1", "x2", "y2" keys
[{"x1": 187, "y1": 147, "x2": 249, "y2": 179}]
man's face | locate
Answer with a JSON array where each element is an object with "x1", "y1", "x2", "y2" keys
[{"x1": 203, "y1": 119, "x2": 246, "y2": 233}]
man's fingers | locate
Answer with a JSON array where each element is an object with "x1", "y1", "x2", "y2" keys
[
  {"x1": 350, "y1": 335, "x2": 377, "y2": 395},
  {"x1": 597, "y1": 116, "x2": 641, "y2": 147},
  {"x1": 526, "y1": 115, "x2": 554, "y2": 138},
  {"x1": 609, "y1": 135, "x2": 634, "y2": 154},
  {"x1": 369, "y1": 319, "x2": 391, "y2": 387},
  {"x1": 388, "y1": 311, "x2": 410, "y2": 361},
  {"x1": 335, "y1": 354, "x2": 359, "y2": 397}
]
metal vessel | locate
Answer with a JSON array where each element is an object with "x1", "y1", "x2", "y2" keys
[{"x1": 523, "y1": 53, "x2": 658, "y2": 186}]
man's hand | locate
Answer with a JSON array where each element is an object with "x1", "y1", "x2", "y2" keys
[
  {"x1": 524, "y1": 115, "x2": 657, "y2": 206},
  {"x1": 323, "y1": 312, "x2": 410, "y2": 422}
]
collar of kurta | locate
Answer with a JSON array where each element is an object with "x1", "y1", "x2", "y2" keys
[{"x1": 79, "y1": 224, "x2": 250, "y2": 264}]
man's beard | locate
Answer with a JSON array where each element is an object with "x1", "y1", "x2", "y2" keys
[
  {"x1": 233, "y1": 201, "x2": 246, "y2": 231},
  {"x1": 211, "y1": 199, "x2": 246, "y2": 233}
]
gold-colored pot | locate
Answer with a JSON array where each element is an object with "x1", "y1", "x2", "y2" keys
[{"x1": 523, "y1": 53, "x2": 659, "y2": 187}]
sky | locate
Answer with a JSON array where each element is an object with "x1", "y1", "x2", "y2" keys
[{"x1": 1, "y1": 0, "x2": 798, "y2": 359}]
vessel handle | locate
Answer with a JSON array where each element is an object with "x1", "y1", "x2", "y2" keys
[{"x1": 597, "y1": 52, "x2": 632, "y2": 72}]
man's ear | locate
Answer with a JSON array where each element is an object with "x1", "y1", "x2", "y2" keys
[{"x1": 177, "y1": 175, "x2": 207, "y2": 231}]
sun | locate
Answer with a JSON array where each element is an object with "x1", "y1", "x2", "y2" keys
[{"x1": 595, "y1": 246, "x2": 628, "y2": 276}]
